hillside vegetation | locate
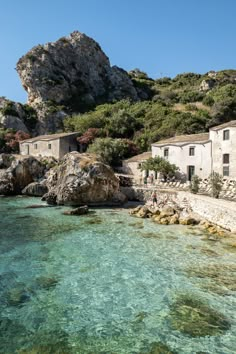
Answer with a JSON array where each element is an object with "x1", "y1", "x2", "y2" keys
[{"x1": 64, "y1": 69, "x2": 236, "y2": 159}]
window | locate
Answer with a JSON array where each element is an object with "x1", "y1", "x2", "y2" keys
[
  {"x1": 223, "y1": 166, "x2": 229, "y2": 176},
  {"x1": 164, "y1": 148, "x2": 169, "y2": 158},
  {"x1": 223, "y1": 154, "x2": 229, "y2": 164},
  {"x1": 48, "y1": 144, "x2": 52, "y2": 149},
  {"x1": 189, "y1": 147, "x2": 195, "y2": 156},
  {"x1": 223, "y1": 129, "x2": 230, "y2": 140},
  {"x1": 34, "y1": 144, "x2": 37, "y2": 149}
]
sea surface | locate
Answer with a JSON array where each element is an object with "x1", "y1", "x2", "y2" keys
[{"x1": 0, "y1": 196, "x2": 236, "y2": 353}]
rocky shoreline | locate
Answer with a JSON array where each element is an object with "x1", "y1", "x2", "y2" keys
[
  {"x1": 129, "y1": 201, "x2": 232, "y2": 238},
  {"x1": 0, "y1": 152, "x2": 126, "y2": 206}
]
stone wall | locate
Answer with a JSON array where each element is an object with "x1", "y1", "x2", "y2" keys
[
  {"x1": 139, "y1": 178, "x2": 236, "y2": 201},
  {"x1": 176, "y1": 192, "x2": 236, "y2": 233}
]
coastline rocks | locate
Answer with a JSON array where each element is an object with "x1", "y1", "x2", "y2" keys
[
  {"x1": 22, "y1": 181, "x2": 48, "y2": 196},
  {"x1": 130, "y1": 204, "x2": 200, "y2": 226},
  {"x1": 0, "y1": 154, "x2": 15, "y2": 169},
  {"x1": 0, "y1": 156, "x2": 45, "y2": 195},
  {"x1": 63, "y1": 205, "x2": 89, "y2": 215},
  {"x1": 43, "y1": 152, "x2": 124, "y2": 206}
]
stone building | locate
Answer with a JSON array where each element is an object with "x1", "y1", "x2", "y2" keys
[{"x1": 19, "y1": 132, "x2": 79, "y2": 159}]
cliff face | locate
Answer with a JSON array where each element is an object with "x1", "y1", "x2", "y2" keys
[{"x1": 16, "y1": 31, "x2": 139, "y2": 133}]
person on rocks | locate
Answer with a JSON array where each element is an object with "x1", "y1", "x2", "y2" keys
[{"x1": 151, "y1": 190, "x2": 158, "y2": 207}]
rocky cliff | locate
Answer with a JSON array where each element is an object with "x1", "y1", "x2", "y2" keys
[{"x1": 16, "y1": 31, "x2": 139, "y2": 133}]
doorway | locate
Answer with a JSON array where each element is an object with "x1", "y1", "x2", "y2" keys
[{"x1": 187, "y1": 165, "x2": 195, "y2": 181}]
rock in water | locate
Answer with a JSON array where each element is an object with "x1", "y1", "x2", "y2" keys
[
  {"x1": 63, "y1": 205, "x2": 89, "y2": 215},
  {"x1": 16, "y1": 31, "x2": 139, "y2": 133},
  {"x1": 43, "y1": 152, "x2": 125, "y2": 206}
]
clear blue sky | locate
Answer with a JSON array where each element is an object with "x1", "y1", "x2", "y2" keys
[{"x1": 0, "y1": 0, "x2": 235, "y2": 103}]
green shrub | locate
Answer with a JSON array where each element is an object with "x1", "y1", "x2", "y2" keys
[
  {"x1": 209, "y1": 172, "x2": 223, "y2": 198},
  {"x1": 88, "y1": 137, "x2": 138, "y2": 166},
  {"x1": 190, "y1": 175, "x2": 201, "y2": 194},
  {"x1": 0, "y1": 102, "x2": 18, "y2": 116}
]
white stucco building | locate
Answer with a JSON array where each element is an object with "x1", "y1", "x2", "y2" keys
[{"x1": 151, "y1": 120, "x2": 236, "y2": 180}]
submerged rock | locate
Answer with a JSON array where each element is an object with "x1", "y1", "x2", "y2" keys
[
  {"x1": 43, "y1": 152, "x2": 125, "y2": 206},
  {"x1": 6, "y1": 286, "x2": 31, "y2": 306},
  {"x1": 186, "y1": 263, "x2": 236, "y2": 293},
  {"x1": 63, "y1": 205, "x2": 89, "y2": 215},
  {"x1": 169, "y1": 294, "x2": 230, "y2": 337},
  {"x1": 35, "y1": 276, "x2": 59, "y2": 290},
  {"x1": 147, "y1": 341, "x2": 177, "y2": 354}
]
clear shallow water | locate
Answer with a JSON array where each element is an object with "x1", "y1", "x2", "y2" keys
[{"x1": 0, "y1": 197, "x2": 236, "y2": 353}]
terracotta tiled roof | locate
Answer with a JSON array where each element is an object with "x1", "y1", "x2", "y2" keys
[
  {"x1": 20, "y1": 132, "x2": 79, "y2": 143},
  {"x1": 124, "y1": 151, "x2": 151, "y2": 162},
  {"x1": 152, "y1": 133, "x2": 210, "y2": 145},
  {"x1": 210, "y1": 120, "x2": 236, "y2": 131}
]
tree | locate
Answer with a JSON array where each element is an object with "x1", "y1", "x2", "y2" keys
[
  {"x1": 4, "y1": 130, "x2": 30, "y2": 153},
  {"x1": 208, "y1": 172, "x2": 223, "y2": 198},
  {"x1": 105, "y1": 110, "x2": 139, "y2": 138},
  {"x1": 88, "y1": 138, "x2": 139, "y2": 166},
  {"x1": 139, "y1": 156, "x2": 179, "y2": 180},
  {"x1": 77, "y1": 128, "x2": 101, "y2": 149}
]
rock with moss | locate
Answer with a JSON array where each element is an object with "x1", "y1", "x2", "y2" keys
[
  {"x1": 63, "y1": 205, "x2": 89, "y2": 215},
  {"x1": 169, "y1": 294, "x2": 230, "y2": 337},
  {"x1": 147, "y1": 341, "x2": 177, "y2": 354},
  {"x1": 0, "y1": 97, "x2": 38, "y2": 133},
  {"x1": 43, "y1": 152, "x2": 125, "y2": 206}
]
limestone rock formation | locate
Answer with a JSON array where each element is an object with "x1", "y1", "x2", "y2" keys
[
  {"x1": 199, "y1": 79, "x2": 215, "y2": 92},
  {"x1": 43, "y1": 152, "x2": 124, "y2": 206},
  {"x1": 0, "y1": 156, "x2": 45, "y2": 195},
  {"x1": 16, "y1": 31, "x2": 139, "y2": 133},
  {"x1": 0, "y1": 97, "x2": 37, "y2": 133},
  {"x1": 22, "y1": 181, "x2": 48, "y2": 197}
]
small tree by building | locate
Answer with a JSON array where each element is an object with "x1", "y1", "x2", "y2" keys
[
  {"x1": 209, "y1": 172, "x2": 223, "y2": 198},
  {"x1": 139, "y1": 156, "x2": 179, "y2": 180},
  {"x1": 190, "y1": 175, "x2": 201, "y2": 194}
]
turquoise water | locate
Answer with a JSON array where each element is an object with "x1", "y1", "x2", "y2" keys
[{"x1": 0, "y1": 197, "x2": 236, "y2": 353}]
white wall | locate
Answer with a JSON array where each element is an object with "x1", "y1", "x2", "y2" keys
[
  {"x1": 210, "y1": 127, "x2": 236, "y2": 178},
  {"x1": 152, "y1": 141, "x2": 212, "y2": 179}
]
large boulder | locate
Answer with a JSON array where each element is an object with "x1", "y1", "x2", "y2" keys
[
  {"x1": 0, "y1": 156, "x2": 45, "y2": 195},
  {"x1": 16, "y1": 31, "x2": 139, "y2": 133},
  {"x1": 43, "y1": 152, "x2": 124, "y2": 206}
]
